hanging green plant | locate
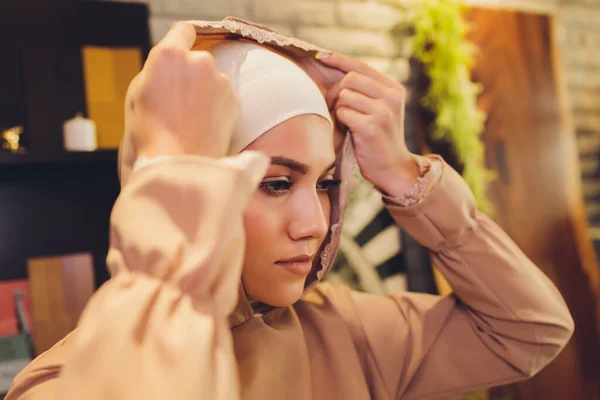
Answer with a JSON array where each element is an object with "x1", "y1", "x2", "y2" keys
[{"x1": 410, "y1": 0, "x2": 495, "y2": 213}]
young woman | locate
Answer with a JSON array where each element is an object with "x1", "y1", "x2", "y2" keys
[{"x1": 7, "y1": 19, "x2": 573, "y2": 400}]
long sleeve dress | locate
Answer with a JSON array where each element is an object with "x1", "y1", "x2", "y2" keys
[{"x1": 6, "y1": 151, "x2": 574, "y2": 400}]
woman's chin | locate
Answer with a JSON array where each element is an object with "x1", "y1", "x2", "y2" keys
[{"x1": 245, "y1": 278, "x2": 306, "y2": 308}]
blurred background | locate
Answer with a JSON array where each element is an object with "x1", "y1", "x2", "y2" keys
[{"x1": 1, "y1": 0, "x2": 599, "y2": 399}]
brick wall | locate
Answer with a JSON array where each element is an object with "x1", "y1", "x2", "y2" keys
[
  {"x1": 123, "y1": 0, "x2": 412, "y2": 83},
  {"x1": 111, "y1": 0, "x2": 600, "y2": 240},
  {"x1": 558, "y1": 4, "x2": 600, "y2": 241}
]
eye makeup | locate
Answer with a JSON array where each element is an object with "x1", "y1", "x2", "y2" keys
[{"x1": 259, "y1": 177, "x2": 342, "y2": 197}]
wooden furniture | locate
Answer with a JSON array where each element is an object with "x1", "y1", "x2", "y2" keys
[
  {"x1": 27, "y1": 253, "x2": 95, "y2": 355},
  {"x1": 464, "y1": 8, "x2": 599, "y2": 399},
  {"x1": 0, "y1": 1, "x2": 150, "y2": 287}
]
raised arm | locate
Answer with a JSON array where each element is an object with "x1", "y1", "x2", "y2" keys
[
  {"x1": 328, "y1": 156, "x2": 573, "y2": 399},
  {"x1": 6, "y1": 22, "x2": 268, "y2": 400}
]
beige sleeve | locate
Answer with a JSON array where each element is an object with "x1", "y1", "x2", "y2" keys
[
  {"x1": 6, "y1": 153, "x2": 267, "y2": 400},
  {"x1": 336, "y1": 156, "x2": 574, "y2": 400}
]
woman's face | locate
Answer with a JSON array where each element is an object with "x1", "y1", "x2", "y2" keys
[{"x1": 242, "y1": 114, "x2": 337, "y2": 307}]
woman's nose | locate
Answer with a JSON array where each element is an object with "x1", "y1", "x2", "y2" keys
[{"x1": 288, "y1": 191, "x2": 329, "y2": 241}]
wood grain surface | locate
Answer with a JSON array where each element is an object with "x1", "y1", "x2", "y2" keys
[{"x1": 465, "y1": 7, "x2": 600, "y2": 399}]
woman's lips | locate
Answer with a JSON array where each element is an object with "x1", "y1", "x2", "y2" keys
[{"x1": 276, "y1": 255, "x2": 314, "y2": 277}]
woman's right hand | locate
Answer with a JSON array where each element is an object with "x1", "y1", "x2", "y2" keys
[{"x1": 131, "y1": 22, "x2": 240, "y2": 159}]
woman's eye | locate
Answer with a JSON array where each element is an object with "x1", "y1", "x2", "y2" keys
[
  {"x1": 259, "y1": 180, "x2": 292, "y2": 196},
  {"x1": 317, "y1": 179, "x2": 342, "y2": 192},
  {"x1": 259, "y1": 178, "x2": 342, "y2": 196}
]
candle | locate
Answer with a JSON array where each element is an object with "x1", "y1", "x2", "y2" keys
[{"x1": 63, "y1": 113, "x2": 97, "y2": 151}]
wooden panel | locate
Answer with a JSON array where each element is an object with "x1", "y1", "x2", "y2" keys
[
  {"x1": 27, "y1": 253, "x2": 94, "y2": 355},
  {"x1": 465, "y1": 8, "x2": 600, "y2": 399},
  {"x1": 82, "y1": 46, "x2": 143, "y2": 149}
]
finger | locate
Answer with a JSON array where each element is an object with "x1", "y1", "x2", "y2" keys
[
  {"x1": 187, "y1": 50, "x2": 218, "y2": 78},
  {"x1": 157, "y1": 22, "x2": 197, "y2": 50},
  {"x1": 326, "y1": 72, "x2": 388, "y2": 110},
  {"x1": 335, "y1": 105, "x2": 369, "y2": 133},
  {"x1": 222, "y1": 151, "x2": 270, "y2": 193},
  {"x1": 334, "y1": 89, "x2": 377, "y2": 115},
  {"x1": 316, "y1": 52, "x2": 389, "y2": 86}
]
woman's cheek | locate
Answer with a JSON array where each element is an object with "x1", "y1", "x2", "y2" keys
[
  {"x1": 243, "y1": 195, "x2": 280, "y2": 269},
  {"x1": 321, "y1": 192, "x2": 332, "y2": 226}
]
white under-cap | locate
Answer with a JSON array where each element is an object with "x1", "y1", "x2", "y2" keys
[{"x1": 208, "y1": 40, "x2": 333, "y2": 154}]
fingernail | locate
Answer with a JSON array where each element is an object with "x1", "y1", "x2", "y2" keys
[{"x1": 315, "y1": 52, "x2": 332, "y2": 60}]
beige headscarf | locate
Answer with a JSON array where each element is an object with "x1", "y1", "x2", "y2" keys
[{"x1": 208, "y1": 40, "x2": 333, "y2": 154}]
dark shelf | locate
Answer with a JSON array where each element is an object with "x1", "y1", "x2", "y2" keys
[{"x1": 0, "y1": 149, "x2": 118, "y2": 167}]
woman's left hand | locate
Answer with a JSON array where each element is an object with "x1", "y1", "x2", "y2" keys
[{"x1": 316, "y1": 52, "x2": 419, "y2": 197}]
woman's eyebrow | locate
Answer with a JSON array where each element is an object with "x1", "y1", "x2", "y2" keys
[
  {"x1": 270, "y1": 157, "x2": 336, "y2": 175},
  {"x1": 323, "y1": 160, "x2": 337, "y2": 173}
]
